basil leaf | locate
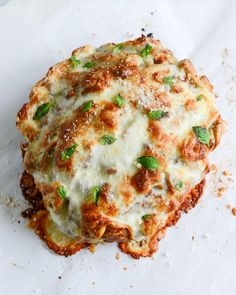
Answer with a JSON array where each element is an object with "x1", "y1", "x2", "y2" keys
[
  {"x1": 148, "y1": 110, "x2": 168, "y2": 120},
  {"x1": 84, "y1": 61, "x2": 95, "y2": 68},
  {"x1": 196, "y1": 95, "x2": 204, "y2": 101},
  {"x1": 70, "y1": 56, "x2": 81, "y2": 69},
  {"x1": 140, "y1": 44, "x2": 152, "y2": 57},
  {"x1": 33, "y1": 102, "x2": 52, "y2": 120},
  {"x1": 57, "y1": 186, "x2": 66, "y2": 199},
  {"x1": 175, "y1": 181, "x2": 184, "y2": 190},
  {"x1": 137, "y1": 156, "x2": 160, "y2": 170},
  {"x1": 61, "y1": 144, "x2": 78, "y2": 160},
  {"x1": 114, "y1": 94, "x2": 124, "y2": 108},
  {"x1": 90, "y1": 186, "x2": 100, "y2": 206},
  {"x1": 192, "y1": 126, "x2": 210, "y2": 145},
  {"x1": 100, "y1": 134, "x2": 117, "y2": 145},
  {"x1": 82, "y1": 100, "x2": 93, "y2": 112},
  {"x1": 113, "y1": 43, "x2": 123, "y2": 53},
  {"x1": 163, "y1": 76, "x2": 174, "y2": 87},
  {"x1": 142, "y1": 214, "x2": 152, "y2": 220}
]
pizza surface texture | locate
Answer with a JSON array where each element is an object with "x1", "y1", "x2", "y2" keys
[{"x1": 16, "y1": 36, "x2": 223, "y2": 258}]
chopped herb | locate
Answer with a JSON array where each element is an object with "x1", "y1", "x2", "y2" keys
[
  {"x1": 61, "y1": 144, "x2": 78, "y2": 160},
  {"x1": 84, "y1": 61, "x2": 95, "y2": 68},
  {"x1": 163, "y1": 76, "x2": 174, "y2": 87},
  {"x1": 192, "y1": 126, "x2": 210, "y2": 146},
  {"x1": 57, "y1": 186, "x2": 66, "y2": 199},
  {"x1": 100, "y1": 134, "x2": 117, "y2": 145},
  {"x1": 142, "y1": 214, "x2": 152, "y2": 220},
  {"x1": 140, "y1": 44, "x2": 152, "y2": 57},
  {"x1": 82, "y1": 100, "x2": 93, "y2": 112},
  {"x1": 196, "y1": 95, "x2": 204, "y2": 101},
  {"x1": 90, "y1": 186, "x2": 100, "y2": 206},
  {"x1": 137, "y1": 156, "x2": 160, "y2": 170},
  {"x1": 114, "y1": 94, "x2": 124, "y2": 108},
  {"x1": 33, "y1": 102, "x2": 53, "y2": 120},
  {"x1": 113, "y1": 43, "x2": 124, "y2": 53},
  {"x1": 70, "y1": 56, "x2": 81, "y2": 68},
  {"x1": 148, "y1": 110, "x2": 168, "y2": 120},
  {"x1": 175, "y1": 181, "x2": 184, "y2": 190}
]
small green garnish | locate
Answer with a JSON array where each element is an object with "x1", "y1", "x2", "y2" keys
[
  {"x1": 163, "y1": 76, "x2": 174, "y2": 87},
  {"x1": 61, "y1": 144, "x2": 78, "y2": 160},
  {"x1": 196, "y1": 95, "x2": 204, "y2": 101},
  {"x1": 114, "y1": 94, "x2": 124, "y2": 108},
  {"x1": 137, "y1": 156, "x2": 160, "y2": 170},
  {"x1": 84, "y1": 61, "x2": 95, "y2": 68},
  {"x1": 175, "y1": 181, "x2": 184, "y2": 190},
  {"x1": 142, "y1": 214, "x2": 152, "y2": 220},
  {"x1": 140, "y1": 44, "x2": 152, "y2": 57},
  {"x1": 70, "y1": 56, "x2": 81, "y2": 68},
  {"x1": 113, "y1": 43, "x2": 124, "y2": 53},
  {"x1": 57, "y1": 186, "x2": 66, "y2": 199},
  {"x1": 192, "y1": 126, "x2": 210, "y2": 146},
  {"x1": 148, "y1": 110, "x2": 168, "y2": 120},
  {"x1": 33, "y1": 102, "x2": 53, "y2": 120},
  {"x1": 100, "y1": 134, "x2": 117, "y2": 145},
  {"x1": 82, "y1": 100, "x2": 93, "y2": 112},
  {"x1": 90, "y1": 186, "x2": 100, "y2": 206}
]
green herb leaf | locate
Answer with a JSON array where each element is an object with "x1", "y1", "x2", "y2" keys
[
  {"x1": 140, "y1": 44, "x2": 152, "y2": 57},
  {"x1": 142, "y1": 214, "x2": 152, "y2": 220},
  {"x1": 192, "y1": 126, "x2": 210, "y2": 145},
  {"x1": 70, "y1": 56, "x2": 81, "y2": 69},
  {"x1": 33, "y1": 102, "x2": 52, "y2": 120},
  {"x1": 114, "y1": 94, "x2": 124, "y2": 108},
  {"x1": 61, "y1": 144, "x2": 78, "y2": 160},
  {"x1": 84, "y1": 61, "x2": 95, "y2": 68},
  {"x1": 196, "y1": 95, "x2": 204, "y2": 101},
  {"x1": 163, "y1": 76, "x2": 174, "y2": 87},
  {"x1": 148, "y1": 110, "x2": 168, "y2": 120},
  {"x1": 57, "y1": 186, "x2": 66, "y2": 199},
  {"x1": 113, "y1": 43, "x2": 124, "y2": 53},
  {"x1": 137, "y1": 156, "x2": 160, "y2": 170},
  {"x1": 90, "y1": 186, "x2": 100, "y2": 206},
  {"x1": 82, "y1": 100, "x2": 93, "y2": 112},
  {"x1": 100, "y1": 134, "x2": 117, "y2": 145},
  {"x1": 175, "y1": 181, "x2": 184, "y2": 190}
]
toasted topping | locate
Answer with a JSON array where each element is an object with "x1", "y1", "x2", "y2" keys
[
  {"x1": 148, "y1": 110, "x2": 168, "y2": 120},
  {"x1": 192, "y1": 126, "x2": 210, "y2": 146},
  {"x1": 61, "y1": 144, "x2": 78, "y2": 160},
  {"x1": 100, "y1": 134, "x2": 117, "y2": 145},
  {"x1": 33, "y1": 102, "x2": 52, "y2": 120},
  {"x1": 137, "y1": 156, "x2": 160, "y2": 170}
]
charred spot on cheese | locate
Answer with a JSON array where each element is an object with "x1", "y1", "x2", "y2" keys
[{"x1": 16, "y1": 36, "x2": 223, "y2": 259}]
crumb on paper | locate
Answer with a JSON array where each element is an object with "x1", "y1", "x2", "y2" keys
[
  {"x1": 123, "y1": 266, "x2": 127, "y2": 271},
  {"x1": 92, "y1": 282, "x2": 95, "y2": 285},
  {"x1": 226, "y1": 204, "x2": 231, "y2": 209},
  {"x1": 202, "y1": 233, "x2": 209, "y2": 240},
  {"x1": 58, "y1": 276, "x2": 62, "y2": 280},
  {"x1": 210, "y1": 164, "x2": 218, "y2": 173},
  {"x1": 115, "y1": 252, "x2": 120, "y2": 260},
  {"x1": 192, "y1": 235, "x2": 195, "y2": 241},
  {"x1": 130, "y1": 285, "x2": 133, "y2": 288},
  {"x1": 232, "y1": 208, "x2": 236, "y2": 216},
  {"x1": 217, "y1": 186, "x2": 226, "y2": 197},
  {"x1": 223, "y1": 170, "x2": 231, "y2": 176},
  {"x1": 0, "y1": 195, "x2": 19, "y2": 208}
]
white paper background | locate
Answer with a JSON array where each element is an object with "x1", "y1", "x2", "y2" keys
[{"x1": 0, "y1": 1, "x2": 236, "y2": 294}]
